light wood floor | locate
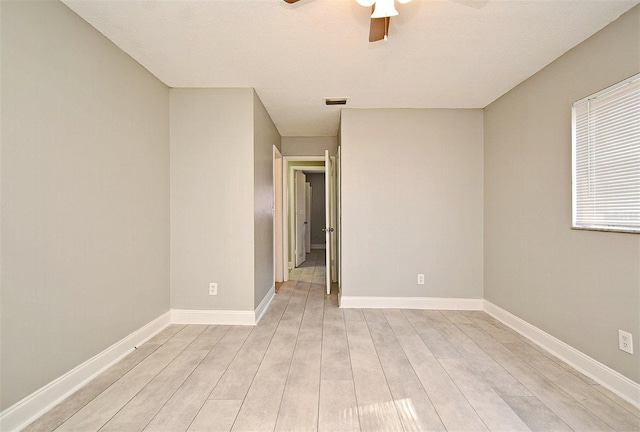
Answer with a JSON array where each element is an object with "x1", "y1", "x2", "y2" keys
[{"x1": 26, "y1": 250, "x2": 640, "y2": 432}]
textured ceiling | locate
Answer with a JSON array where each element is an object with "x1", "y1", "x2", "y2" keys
[{"x1": 63, "y1": 0, "x2": 638, "y2": 137}]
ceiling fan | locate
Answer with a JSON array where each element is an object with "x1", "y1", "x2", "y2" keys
[{"x1": 284, "y1": 0, "x2": 411, "y2": 42}]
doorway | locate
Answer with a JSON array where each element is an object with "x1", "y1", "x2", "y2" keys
[
  {"x1": 292, "y1": 170, "x2": 326, "y2": 268},
  {"x1": 287, "y1": 161, "x2": 324, "y2": 274},
  {"x1": 279, "y1": 153, "x2": 339, "y2": 296},
  {"x1": 305, "y1": 172, "x2": 326, "y2": 252}
]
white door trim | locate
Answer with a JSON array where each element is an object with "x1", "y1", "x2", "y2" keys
[
  {"x1": 324, "y1": 150, "x2": 331, "y2": 295},
  {"x1": 273, "y1": 146, "x2": 283, "y2": 283},
  {"x1": 282, "y1": 156, "x2": 326, "y2": 281},
  {"x1": 294, "y1": 171, "x2": 307, "y2": 267},
  {"x1": 305, "y1": 182, "x2": 312, "y2": 254}
]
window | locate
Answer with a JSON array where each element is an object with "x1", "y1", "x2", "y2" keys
[{"x1": 572, "y1": 74, "x2": 640, "y2": 233}]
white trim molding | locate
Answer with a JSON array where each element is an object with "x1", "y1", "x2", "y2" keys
[
  {"x1": 171, "y1": 288, "x2": 275, "y2": 326},
  {"x1": 339, "y1": 296, "x2": 484, "y2": 310},
  {"x1": 0, "y1": 312, "x2": 171, "y2": 432},
  {"x1": 255, "y1": 286, "x2": 275, "y2": 324},
  {"x1": 171, "y1": 309, "x2": 255, "y2": 326},
  {"x1": 484, "y1": 301, "x2": 640, "y2": 409},
  {"x1": 1, "y1": 289, "x2": 280, "y2": 431}
]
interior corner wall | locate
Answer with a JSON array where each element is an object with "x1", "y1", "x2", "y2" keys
[
  {"x1": 253, "y1": 91, "x2": 281, "y2": 308},
  {"x1": 484, "y1": 5, "x2": 640, "y2": 383},
  {"x1": 281, "y1": 136, "x2": 337, "y2": 156},
  {"x1": 0, "y1": 0, "x2": 170, "y2": 410},
  {"x1": 340, "y1": 109, "x2": 484, "y2": 299},
  {"x1": 170, "y1": 88, "x2": 255, "y2": 311}
]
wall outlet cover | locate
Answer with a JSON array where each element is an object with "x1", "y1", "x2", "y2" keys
[
  {"x1": 618, "y1": 329, "x2": 633, "y2": 354},
  {"x1": 209, "y1": 283, "x2": 218, "y2": 296}
]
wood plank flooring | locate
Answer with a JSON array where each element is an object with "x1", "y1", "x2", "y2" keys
[{"x1": 25, "y1": 250, "x2": 640, "y2": 432}]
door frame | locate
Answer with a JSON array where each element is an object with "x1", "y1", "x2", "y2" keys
[
  {"x1": 273, "y1": 146, "x2": 284, "y2": 283},
  {"x1": 305, "y1": 182, "x2": 312, "y2": 254},
  {"x1": 282, "y1": 156, "x2": 325, "y2": 281},
  {"x1": 294, "y1": 170, "x2": 308, "y2": 267}
]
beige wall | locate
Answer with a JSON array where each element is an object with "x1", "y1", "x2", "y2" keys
[
  {"x1": 253, "y1": 91, "x2": 281, "y2": 308},
  {"x1": 484, "y1": 6, "x2": 640, "y2": 382},
  {"x1": 340, "y1": 109, "x2": 484, "y2": 299},
  {"x1": 170, "y1": 89, "x2": 255, "y2": 311},
  {"x1": 282, "y1": 136, "x2": 337, "y2": 156},
  {"x1": 0, "y1": 0, "x2": 170, "y2": 409},
  {"x1": 3, "y1": 0, "x2": 637, "y2": 415},
  {"x1": 170, "y1": 88, "x2": 280, "y2": 311}
]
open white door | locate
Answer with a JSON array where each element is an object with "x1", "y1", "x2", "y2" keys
[
  {"x1": 336, "y1": 147, "x2": 341, "y2": 289},
  {"x1": 324, "y1": 150, "x2": 333, "y2": 295},
  {"x1": 295, "y1": 170, "x2": 306, "y2": 267},
  {"x1": 330, "y1": 156, "x2": 338, "y2": 283},
  {"x1": 305, "y1": 183, "x2": 312, "y2": 254}
]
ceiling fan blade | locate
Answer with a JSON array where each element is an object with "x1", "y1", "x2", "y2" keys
[
  {"x1": 284, "y1": 0, "x2": 299, "y2": 3},
  {"x1": 369, "y1": 15, "x2": 390, "y2": 42}
]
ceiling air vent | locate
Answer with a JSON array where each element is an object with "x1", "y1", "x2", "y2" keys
[{"x1": 324, "y1": 98, "x2": 348, "y2": 106}]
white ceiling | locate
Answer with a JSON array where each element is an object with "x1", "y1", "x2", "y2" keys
[{"x1": 63, "y1": 0, "x2": 638, "y2": 137}]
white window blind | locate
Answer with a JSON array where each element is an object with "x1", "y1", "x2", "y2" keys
[{"x1": 572, "y1": 74, "x2": 640, "y2": 233}]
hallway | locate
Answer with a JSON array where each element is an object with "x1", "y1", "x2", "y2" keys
[
  {"x1": 288, "y1": 249, "x2": 327, "y2": 287},
  {"x1": 25, "y1": 250, "x2": 640, "y2": 432}
]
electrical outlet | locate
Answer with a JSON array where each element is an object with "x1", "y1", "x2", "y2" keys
[
  {"x1": 618, "y1": 330, "x2": 633, "y2": 354},
  {"x1": 417, "y1": 274, "x2": 425, "y2": 285},
  {"x1": 209, "y1": 283, "x2": 218, "y2": 296}
]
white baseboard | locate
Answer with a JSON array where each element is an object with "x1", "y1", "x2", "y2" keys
[
  {"x1": 484, "y1": 301, "x2": 640, "y2": 409},
  {"x1": 2, "y1": 288, "x2": 280, "y2": 431},
  {"x1": 172, "y1": 286, "x2": 275, "y2": 326},
  {"x1": 255, "y1": 286, "x2": 275, "y2": 324},
  {"x1": 0, "y1": 312, "x2": 171, "y2": 432},
  {"x1": 339, "y1": 296, "x2": 484, "y2": 310},
  {"x1": 171, "y1": 308, "x2": 255, "y2": 325},
  {"x1": 311, "y1": 244, "x2": 326, "y2": 249}
]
